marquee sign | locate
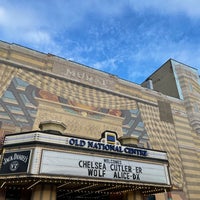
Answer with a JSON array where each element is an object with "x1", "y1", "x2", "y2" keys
[
  {"x1": 3, "y1": 131, "x2": 168, "y2": 160},
  {"x1": 1, "y1": 131, "x2": 170, "y2": 186},
  {"x1": 40, "y1": 150, "x2": 170, "y2": 185},
  {"x1": 65, "y1": 131, "x2": 167, "y2": 160},
  {"x1": 0, "y1": 150, "x2": 31, "y2": 174},
  {"x1": 67, "y1": 131, "x2": 147, "y2": 157}
]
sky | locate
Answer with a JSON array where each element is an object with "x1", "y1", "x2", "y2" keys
[{"x1": 0, "y1": 0, "x2": 200, "y2": 84}]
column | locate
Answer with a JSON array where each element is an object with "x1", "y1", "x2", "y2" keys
[
  {"x1": 167, "y1": 192, "x2": 172, "y2": 200},
  {"x1": 125, "y1": 191, "x2": 143, "y2": 200},
  {"x1": 31, "y1": 184, "x2": 56, "y2": 200},
  {"x1": 0, "y1": 189, "x2": 5, "y2": 200}
]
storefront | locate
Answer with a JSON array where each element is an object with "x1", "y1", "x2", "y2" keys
[{"x1": 0, "y1": 122, "x2": 171, "y2": 200}]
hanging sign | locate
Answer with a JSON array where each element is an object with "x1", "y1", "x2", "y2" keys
[{"x1": 0, "y1": 150, "x2": 31, "y2": 174}]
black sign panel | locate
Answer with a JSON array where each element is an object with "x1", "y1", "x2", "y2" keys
[{"x1": 0, "y1": 150, "x2": 31, "y2": 174}]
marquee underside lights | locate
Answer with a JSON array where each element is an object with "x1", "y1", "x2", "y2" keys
[{"x1": 0, "y1": 176, "x2": 171, "y2": 195}]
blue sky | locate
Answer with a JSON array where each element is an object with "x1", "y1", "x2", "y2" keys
[{"x1": 0, "y1": 0, "x2": 200, "y2": 84}]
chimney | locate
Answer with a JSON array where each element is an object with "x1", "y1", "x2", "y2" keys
[
  {"x1": 39, "y1": 120, "x2": 66, "y2": 135},
  {"x1": 147, "y1": 79, "x2": 153, "y2": 90}
]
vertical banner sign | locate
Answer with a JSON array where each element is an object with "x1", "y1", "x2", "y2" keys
[{"x1": 0, "y1": 150, "x2": 31, "y2": 174}]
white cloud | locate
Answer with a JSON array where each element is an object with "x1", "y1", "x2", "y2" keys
[
  {"x1": 93, "y1": 58, "x2": 118, "y2": 71},
  {"x1": 0, "y1": 1, "x2": 62, "y2": 54},
  {"x1": 0, "y1": 7, "x2": 6, "y2": 23},
  {"x1": 89, "y1": 1, "x2": 126, "y2": 16},
  {"x1": 127, "y1": 37, "x2": 200, "y2": 83},
  {"x1": 0, "y1": 5, "x2": 38, "y2": 29},
  {"x1": 25, "y1": 31, "x2": 51, "y2": 44},
  {"x1": 129, "y1": 0, "x2": 200, "y2": 18},
  {"x1": 0, "y1": 0, "x2": 200, "y2": 84},
  {"x1": 128, "y1": 69, "x2": 152, "y2": 82}
]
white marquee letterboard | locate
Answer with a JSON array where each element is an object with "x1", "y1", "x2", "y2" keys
[{"x1": 40, "y1": 150, "x2": 170, "y2": 185}]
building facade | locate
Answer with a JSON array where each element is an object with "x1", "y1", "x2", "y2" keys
[{"x1": 0, "y1": 41, "x2": 199, "y2": 199}]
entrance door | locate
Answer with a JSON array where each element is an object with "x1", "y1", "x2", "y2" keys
[
  {"x1": 5, "y1": 188, "x2": 31, "y2": 200},
  {"x1": 5, "y1": 189, "x2": 20, "y2": 200}
]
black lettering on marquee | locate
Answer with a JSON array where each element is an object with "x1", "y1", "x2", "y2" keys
[
  {"x1": 113, "y1": 171, "x2": 131, "y2": 180},
  {"x1": 132, "y1": 173, "x2": 140, "y2": 180},
  {"x1": 78, "y1": 160, "x2": 106, "y2": 170},
  {"x1": 88, "y1": 169, "x2": 106, "y2": 177},
  {"x1": 136, "y1": 167, "x2": 142, "y2": 174},
  {"x1": 78, "y1": 159, "x2": 143, "y2": 182}
]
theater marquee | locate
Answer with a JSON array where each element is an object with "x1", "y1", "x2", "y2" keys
[
  {"x1": 40, "y1": 150, "x2": 170, "y2": 185},
  {"x1": 2, "y1": 130, "x2": 170, "y2": 187}
]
